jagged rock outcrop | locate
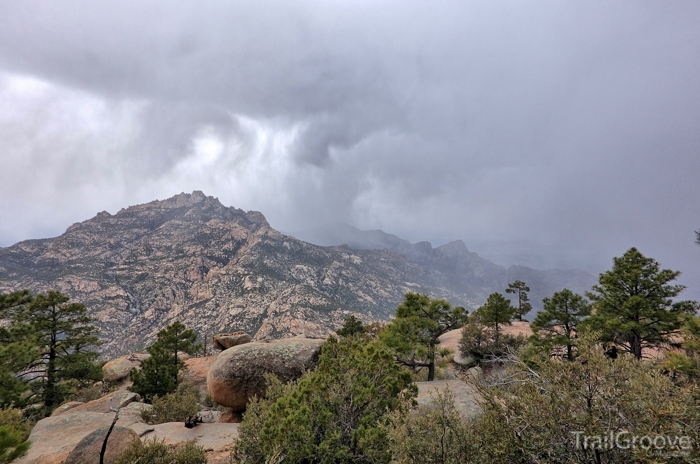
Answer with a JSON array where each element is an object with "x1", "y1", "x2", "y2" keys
[
  {"x1": 207, "y1": 337, "x2": 325, "y2": 411},
  {"x1": 212, "y1": 331, "x2": 252, "y2": 350},
  {"x1": 0, "y1": 191, "x2": 594, "y2": 357}
]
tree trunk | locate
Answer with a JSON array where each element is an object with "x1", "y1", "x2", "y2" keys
[
  {"x1": 631, "y1": 335, "x2": 642, "y2": 360},
  {"x1": 427, "y1": 359, "x2": 435, "y2": 381}
]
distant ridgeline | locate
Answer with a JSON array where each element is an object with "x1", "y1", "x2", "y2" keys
[{"x1": 0, "y1": 191, "x2": 594, "y2": 357}]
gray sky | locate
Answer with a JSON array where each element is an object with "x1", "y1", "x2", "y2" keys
[{"x1": 1, "y1": 1, "x2": 699, "y2": 298}]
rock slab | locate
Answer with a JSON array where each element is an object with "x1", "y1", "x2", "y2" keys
[
  {"x1": 63, "y1": 389, "x2": 141, "y2": 415},
  {"x1": 141, "y1": 422, "x2": 239, "y2": 451},
  {"x1": 65, "y1": 426, "x2": 138, "y2": 464},
  {"x1": 15, "y1": 409, "x2": 146, "y2": 464},
  {"x1": 207, "y1": 337, "x2": 324, "y2": 411}
]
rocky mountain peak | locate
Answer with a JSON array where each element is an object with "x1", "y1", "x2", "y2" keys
[
  {"x1": 0, "y1": 193, "x2": 595, "y2": 358},
  {"x1": 436, "y1": 240, "x2": 469, "y2": 257}
]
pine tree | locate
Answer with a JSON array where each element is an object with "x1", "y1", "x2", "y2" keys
[
  {"x1": 21, "y1": 291, "x2": 101, "y2": 415},
  {"x1": 584, "y1": 248, "x2": 699, "y2": 359},
  {"x1": 336, "y1": 315, "x2": 365, "y2": 338},
  {"x1": 0, "y1": 291, "x2": 37, "y2": 408},
  {"x1": 130, "y1": 321, "x2": 201, "y2": 402},
  {"x1": 382, "y1": 293, "x2": 468, "y2": 381},
  {"x1": 505, "y1": 280, "x2": 532, "y2": 321},
  {"x1": 531, "y1": 289, "x2": 590, "y2": 360},
  {"x1": 475, "y1": 292, "x2": 516, "y2": 346}
]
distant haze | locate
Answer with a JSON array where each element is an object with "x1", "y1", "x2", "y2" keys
[{"x1": 1, "y1": 1, "x2": 699, "y2": 300}]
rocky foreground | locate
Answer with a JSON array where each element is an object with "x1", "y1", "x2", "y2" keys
[{"x1": 17, "y1": 330, "x2": 496, "y2": 464}]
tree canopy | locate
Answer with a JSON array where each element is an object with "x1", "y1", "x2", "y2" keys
[
  {"x1": 474, "y1": 292, "x2": 516, "y2": 346},
  {"x1": 129, "y1": 321, "x2": 201, "y2": 402},
  {"x1": 382, "y1": 293, "x2": 468, "y2": 381},
  {"x1": 584, "y1": 247, "x2": 698, "y2": 359},
  {"x1": 0, "y1": 290, "x2": 102, "y2": 415},
  {"x1": 336, "y1": 315, "x2": 366, "y2": 338},
  {"x1": 531, "y1": 289, "x2": 590, "y2": 360},
  {"x1": 505, "y1": 280, "x2": 532, "y2": 321}
]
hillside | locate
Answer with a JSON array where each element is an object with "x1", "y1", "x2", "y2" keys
[
  {"x1": 0, "y1": 192, "x2": 594, "y2": 357},
  {"x1": 292, "y1": 222, "x2": 595, "y2": 312}
]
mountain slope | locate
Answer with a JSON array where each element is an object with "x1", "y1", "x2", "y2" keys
[
  {"x1": 292, "y1": 223, "x2": 595, "y2": 308},
  {"x1": 0, "y1": 192, "x2": 471, "y2": 356},
  {"x1": 0, "y1": 192, "x2": 595, "y2": 357}
]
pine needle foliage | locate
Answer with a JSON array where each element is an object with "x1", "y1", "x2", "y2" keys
[
  {"x1": 531, "y1": 288, "x2": 591, "y2": 360},
  {"x1": 130, "y1": 321, "x2": 201, "y2": 403},
  {"x1": 382, "y1": 293, "x2": 468, "y2": 381},
  {"x1": 584, "y1": 248, "x2": 699, "y2": 359}
]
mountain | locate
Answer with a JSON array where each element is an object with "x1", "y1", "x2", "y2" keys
[
  {"x1": 0, "y1": 192, "x2": 595, "y2": 357},
  {"x1": 291, "y1": 222, "x2": 596, "y2": 307}
]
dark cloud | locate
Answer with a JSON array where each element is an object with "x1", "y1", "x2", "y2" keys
[{"x1": 1, "y1": 1, "x2": 699, "y2": 298}]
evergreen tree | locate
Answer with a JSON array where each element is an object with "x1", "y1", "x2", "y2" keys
[
  {"x1": 505, "y1": 280, "x2": 532, "y2": 321},
  {"x1": 21, "y1": 291, "x2": 102, "y2": 414},
  {"x1": 130, "y1": 321, "x2": 201, "y2": 402},
  {"x1": 584, "y1": 247, "x2": 698, "y2": 360},
  {"x1": 475, "y1": 292, "x2": 516, "y2": 346},
  {"x1": 336, "y1": 315, "x2": 366, "y2": 338},
  {"x1": 382, "y1": 293, "x2": 468, "y2": 381},
  {"x1": 0, "y1": 291, "x2": 36, "y2": 408},
  {"x1": 531, "y1": 289, "x2": 590, "y2": 360}
]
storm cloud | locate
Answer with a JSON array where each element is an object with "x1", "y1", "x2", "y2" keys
[{"x1": 1, "y1": 1, "x2": 699, "y2": 297}]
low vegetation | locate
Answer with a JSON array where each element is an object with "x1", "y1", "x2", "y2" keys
[
  {"x1": 113, "y1": 439, "x2": 207, "y2": 464},
  {"x1": 140, "y1": 383, "x2": 201, "y2": 425},
  {"x1": 231, "y1": 336, "x2": 416, "y2": 463},
  {"x1": 387, "y1": 333, "x2": 700, "y2": 463},
  {"x1": 0, "y1": 408, "x2": 31, "y2": 463}
]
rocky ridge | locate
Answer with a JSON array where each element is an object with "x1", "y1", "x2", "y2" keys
[{"x1": 0, "y1": 191, "x2": 594, "y2": 357}]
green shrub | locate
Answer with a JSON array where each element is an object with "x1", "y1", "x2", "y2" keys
[
  {"x1": 231, "y1": 337, "x2": 416, "y2": 464},
  {"x1": 230, "y1": 374, "x2": 295, "y2": 464},
  {"x1": 141, "y1": 384, "x2": 200, "y2": 424},
  {"x1": 0, "y1": 408, "x2": 31, "y2": 463},
  {"x1": 391, "y1": 332, "x2": 700, "y2": 463},
  {"x1": 113, "y1": 439, "x2": 206, "y2": 464},
  {"x1": 387, "y1": 388, "x2": 474, "y2": 464},
  {"x1": 465, "y1": 333, "x2": 700, "y2": 464}
]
